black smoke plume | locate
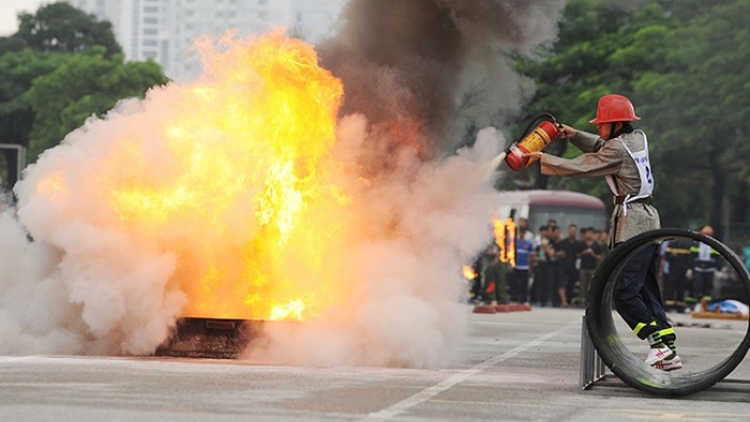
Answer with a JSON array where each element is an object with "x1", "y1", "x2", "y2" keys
[{"x1": 318, "y1": 0, "x2": 566, "y2": 156}]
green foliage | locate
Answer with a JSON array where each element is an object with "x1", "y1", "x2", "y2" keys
[
  {"x1": 24, "y1": 48, "x2": 167, "y2": 160},
  {"x1": 511, "y1": 0, "x2": 750, "y2": 237},
  {"x1": 633, "y1": 0, "x2": 750, "y2": 233},
  {"x1": 0, "y1": 48, "x2": 68, "y2": 189},
  {"x1": 0, "y1": 2, "x2": 166, "y2": 188},
  {"x1": 14, "y1": 2, "x2": 122, "y2": 56}
]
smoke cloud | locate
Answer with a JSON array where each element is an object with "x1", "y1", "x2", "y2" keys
[
  {"x1": 0, "y1": 0, "x2": 564, "y2": 368},
  {"x1": 319, "y1": 0, "x2": 566, "y2": 154}
]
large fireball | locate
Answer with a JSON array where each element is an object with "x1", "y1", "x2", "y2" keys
[
  {"x1": 3, "y1": 0, "x2": 566, "y2": 365},
  {"x1": 18, "y1": 32, "x2": 359, "y2": 340}
]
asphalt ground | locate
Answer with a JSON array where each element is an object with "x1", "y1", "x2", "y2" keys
[{"x1": 1, "y1": 307, "x2": 749, "y2": 422}]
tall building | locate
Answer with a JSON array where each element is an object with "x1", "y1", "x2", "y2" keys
[{"x1": 67, "y1": 0, "x2": 347, "y2": 80}]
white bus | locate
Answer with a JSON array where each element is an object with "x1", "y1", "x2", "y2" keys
[{"x1": 495, "y1": 189, "x2": 608, "y2": 233}]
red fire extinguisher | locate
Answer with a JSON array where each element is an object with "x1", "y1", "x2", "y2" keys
[{"x1": 504, "y1": 113, "x2": 562, "y2": 171}]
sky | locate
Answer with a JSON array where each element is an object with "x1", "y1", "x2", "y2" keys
[{"x1": 1, "y1": 0, "x2": 48, "y2": 36}]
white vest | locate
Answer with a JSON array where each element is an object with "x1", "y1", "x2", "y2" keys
[{"x1": 606, "y1": 130, "x2": 654, "y2": 215}]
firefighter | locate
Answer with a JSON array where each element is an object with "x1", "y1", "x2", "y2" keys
[
  {"x1": 475, "y1": 243, "x2": 509, "y2": 306},
  {"x1": 523, "y1": 94, "x2": 681, "y2": 371},
  {"x1": 687, "y1": 225, "x2": 721, "y2": 310},
  {"x1": 662, "y1": 236, "x2": 692, "y2": 312}
]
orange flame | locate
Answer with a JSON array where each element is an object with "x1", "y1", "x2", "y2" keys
[
  {"x1": 462, "y1": 265, "x2": 477, "y2": 280},
  {"x1": 63, "y1": 32, "x2": 353, "y2": 321},
  {"x1": 493, "y1": 216, "x2": 516, "y2": 267}
]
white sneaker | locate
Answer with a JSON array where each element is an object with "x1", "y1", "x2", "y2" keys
[
  {"x1": 645, "y1": 345, "x2": 674, "y2": 366},
  {"x1": 653, "y1": 354, "x2": 683, "y2": 371}
]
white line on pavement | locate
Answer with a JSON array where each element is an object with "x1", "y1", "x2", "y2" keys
[{"x1": 361, "y1": 319, "x2": 580, "y2": 421}]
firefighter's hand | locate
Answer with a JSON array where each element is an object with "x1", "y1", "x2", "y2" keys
[
  {"x1": 523, "y1": 152, "x2": 542, "y2": 168},
  {"x1": 558, "y1": 124, "x2": 577, "y2": 139}
]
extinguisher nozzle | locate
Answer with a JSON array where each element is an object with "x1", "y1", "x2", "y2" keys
[
  {"x1": 491, "y1": 151, "x2": 507, "y2": 169},
  {"x1": 479, "y1": 151, "x2": 508, "y2": 183}
]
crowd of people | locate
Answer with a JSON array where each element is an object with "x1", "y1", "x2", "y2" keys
[
  {"x1": 468, "y1": 220, "x2": 741, "y2": 315},
  {"x1": 468, "y1": 218, "x2": 610, "y2": 309},
  {"x1": 658, "y1": 224, "x2": 743, "y2": 313}
]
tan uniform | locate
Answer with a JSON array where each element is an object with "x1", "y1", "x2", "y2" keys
[{"x1": 539, "y1": 130, "x2": 660, "y2": 246}]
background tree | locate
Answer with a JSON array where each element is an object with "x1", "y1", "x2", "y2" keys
[
  {"x1": 635, "y1": 0, "x2": 750, "y2": 238},
  {"x1": 0, "y1": 49, "x2": 67, "y2": 189},
  {"x1": 506, "y1": 0, "x2": 750, "y2": 242},
  {"x1": 0, "y1": 3, "x2": 165, "y2": 192},
  {"x1": 25, "y1": 47, "x2": 167, "y2": 161},
  {"x1": 14, "y1": 2, "x2": 122, "y2": 56},
  {"x1": 509, "y1": 0, "x2": 653, "y2": 193}
]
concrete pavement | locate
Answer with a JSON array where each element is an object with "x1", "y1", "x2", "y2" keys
[{"x1": 1, "y1": 307, "x2": 749, "y2": 421}]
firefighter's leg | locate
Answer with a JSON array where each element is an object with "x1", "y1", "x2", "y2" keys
[
  {"x1": 484, "y1": 265, "x2": 498, "y2": 305},
  {"x1": 674, "y1": 273, "x2": 687, "y2": 304},
  {"x1": 641, "y1": 247, "x2": 677, "y2": 349},
  {"x1": 495, "y1": 263, "x2": 509, "y2": 304},
  {"x1": 705, "y1": 272, "x2": 715, "y2": 302},
  {"x1": 692, "y1": 272, "x2": 705, "y2": 302},
  {"x1": 613, "y1": 244, "x2": 661, "y2": 340}
]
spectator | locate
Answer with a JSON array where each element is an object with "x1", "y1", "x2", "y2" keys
[
  {"x1": 688, "y1": 225, "x2": 721, "y2": 309},
  {"x1": 517, "y1": 217, "x2": 534, "y2": 242},
  {"x1": 596, "y1": 230, "x2": 610, "y2": 257},
  {"x1": 510, "y1": 225, "x2": 534, "y2": 303},
  {"x1": 558, "y1": 224, "x2": 582, "y2": 307},
  {"x1": 546, "y1": 225, "x2": 567, "y2": 307},
  {"x1": 661, "y1": 237, "x2": 692, "y2": 312},
  {"x1": 576, "y1": 227, "x2": 604, "y2": 307},
  {"x1": 531, "y1": 225, "x2": 551, "y2": 306}
]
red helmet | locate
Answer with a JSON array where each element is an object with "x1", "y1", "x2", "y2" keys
[{"x1": 589, "y1": 94, "x2": 641, "y2": 124}]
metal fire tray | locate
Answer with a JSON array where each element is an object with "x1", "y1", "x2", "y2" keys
[{"x1": 154, "y1": 317, "x2": 265, "y2": 359}]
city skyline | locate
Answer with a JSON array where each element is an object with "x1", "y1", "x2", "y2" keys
[{"x1": 1, "y1": 0, "x2": 348, "y2": 80}]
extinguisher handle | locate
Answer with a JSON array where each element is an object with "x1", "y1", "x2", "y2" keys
[{"x1": 548, "y1": 114, "x2": 563, "y2": 129}]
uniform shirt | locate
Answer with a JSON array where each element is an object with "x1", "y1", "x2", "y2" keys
[
  {"x1": 665, "y1": 238, "x2": 692, "y2": 275},
  {"x1": 690, "y1": 241, "x2": 720, "y2": 272},
  {"x1": 539, "y1": 130, "x2": 660, "y2": 245},
  {"x1": 514, "y1": 238, "x2": 534, "y2": 271}
]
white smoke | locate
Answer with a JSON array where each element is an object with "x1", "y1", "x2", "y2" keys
[
  {"x1": 0, "y1": 91, "x2": 192, "y2": 356},
  {"x1": 0, "y1": 91, "x2": 507, "y2": 366},
  {"x1": 0, "y1": 0, "x2": 563, "y2": 367},
  {"x1": 244, "y1": 120, "x2": 505, "y2": 367}
]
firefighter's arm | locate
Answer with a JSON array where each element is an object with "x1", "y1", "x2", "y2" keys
[
  {"x1": 558, "y1": 124, "x2": 577, "y2": 139},
  {"x1": 569, "y1": 130, "x2": 604, "y2": 153},
  {"x1": 539, "y1": 141, "x2": 623, "y2": 178},
  {"x1": 523, "y1": 151, "x2": 543, "y2": 168}
]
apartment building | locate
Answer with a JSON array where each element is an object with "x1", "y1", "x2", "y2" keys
[{"x1": 67, "y1": 0, "x2": 347, "y2": 80}]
